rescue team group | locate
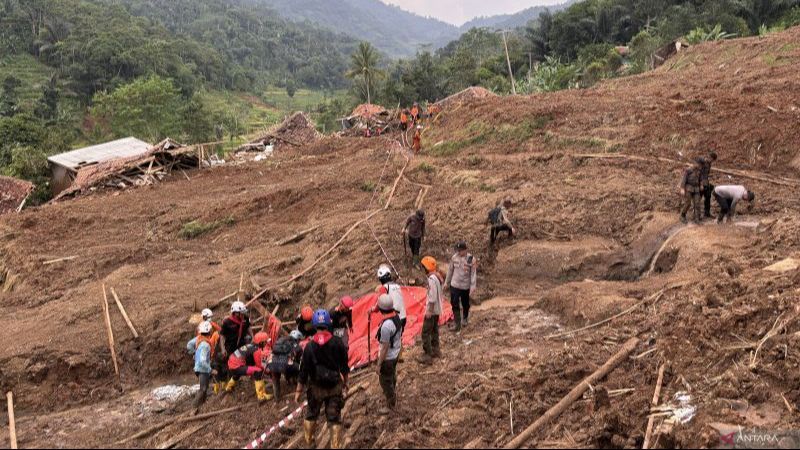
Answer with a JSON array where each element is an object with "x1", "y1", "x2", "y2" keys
[{"x1": 185, "y1": 201, "x2": 513, "y2": 448}]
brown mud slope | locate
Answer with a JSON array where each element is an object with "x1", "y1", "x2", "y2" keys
[{"x1": 2, "y1": 28, "x2": 800, "y2": 448}]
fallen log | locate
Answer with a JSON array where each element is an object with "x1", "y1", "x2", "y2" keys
[
  {"x1": 6, "y1": 392, "x2": 17, "y2": 449},
  {"x1": 118, "y1": 405, "x2": 243, "y2": 444},
  {"x1": 383, "y1": 157, "x2": 411, "y2": 210},
  {"x1": 110, "y1": 287, "x2": 139, "y2": 339},
  {"x1": 643, "y1": 364, "x2": 667, "y2": 449},
  {"x1": 157, "y1": 423, "x2": 204, "y2": 449},
  {"x1": 101, "y1": 284, "x2": 120, "y2": 380},
  {"x1": 277, "y1": 225, "x2": 320, "y2": 246},
  {"x1": 504, "y1": 337, "x2": 640, "y2": 449}
]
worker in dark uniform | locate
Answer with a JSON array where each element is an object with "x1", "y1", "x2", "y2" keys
[
  {"x1": 699, "y1": 151, "x2": 718, "y2": 219},
  {"x1": 296, "y1": 310, "x2": 349, "y2": 449},
  {"x1": 679, "y1": 158, "x2": 703, "y2": 225}
]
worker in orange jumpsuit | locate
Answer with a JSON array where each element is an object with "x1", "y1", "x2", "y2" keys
[
  {"x1": 400, "y1": 109, "x2": 410, "y2": 131},
  {"x1": 410, "y1": 103, "x2": 420, "y2": 124}
]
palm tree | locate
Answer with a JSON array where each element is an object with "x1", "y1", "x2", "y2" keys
[{"x1": 346, "y1": 42, "x2": 384, "y2": 104}]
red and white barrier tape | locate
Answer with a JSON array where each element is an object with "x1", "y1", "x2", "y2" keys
[{"x1": 244, "y1": 401, "x2": 307, "y2": 449}]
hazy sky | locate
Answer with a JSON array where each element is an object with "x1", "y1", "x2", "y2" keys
[{"x1": 380, "y1": 0, "x2": 560, "y2": 26}]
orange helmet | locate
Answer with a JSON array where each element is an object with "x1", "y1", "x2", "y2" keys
[
  {"x1": 301, "y1": 306, "x2": 313, "y2": 322},
  {"x1": 253, "y1": 332, "x2": 269, "y2": 346},
  {"x1": 421, "y1": 256, "x2": 437, "y2": 273}
]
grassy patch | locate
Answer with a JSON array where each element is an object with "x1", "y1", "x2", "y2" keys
[
  {"x1": 179, "y1": 217, "x2": 235, "y2": 239},
  {"x1": 360, "y1": 181, "x2": 377, "y2": 192},
  {"x1": 430, "y1": 115, "x2": 551, "y2": 157},
  {"x1": 417, "y1": 162, "x2": 436, "y2": 173},
  {"x1": 479, "y1": 183, "x2": 496, "y2": 193}
]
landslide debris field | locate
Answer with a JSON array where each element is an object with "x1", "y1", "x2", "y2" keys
[{"x1": 2, "y1": 29, "x2": 800, "y2": 449}]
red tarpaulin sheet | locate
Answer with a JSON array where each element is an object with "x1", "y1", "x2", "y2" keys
[{"x1": 347, "y1": 286, "x2": 453, "y2": 368}]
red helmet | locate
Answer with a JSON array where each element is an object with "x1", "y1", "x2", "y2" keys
[
  {"x1": 253, "y1": 332, "x2": 269, "y2": 346},
  {"x1": 301, "y1": 306, "x2": 313, "y2": 322},
  {"x1": 340, "y1": 296, "x2": 354, "y2": 309}
]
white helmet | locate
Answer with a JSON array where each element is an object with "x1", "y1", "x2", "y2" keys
[
  {"x1": 377, "y1": 294, "x2": 394, "y2": 312},
  {"x1": 201, "y1": 308, "x2": 213, "y2": 320},
  {"x1": 198, "y1": 321, "x2": 213, "y2": 334},
  {"x1": 377, "y1": 264, "x2": 392, "y2": 281},
  {"x1": 290, "y1": 330, "x2": 303, "y2": 341},
  {"x1": 231, "y1": 301, "x2": 247, "y2": 314}
]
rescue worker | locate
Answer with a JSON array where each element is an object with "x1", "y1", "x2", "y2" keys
[
  {"x1": 487, "y1": 199, "x2": 515, "y2": 245},
  {"x1": 268, "y1": 330, "x2": 304, "y2": 399},
  {"x1": 376, "y1": 264, "x2": 406, "y2": 331},
  {"x1": 330, "y1": 296, "x2": 354, "y2": 349},
  {"x1": 714, "y1": 185, "x2": 755, "y2": 224},
  {"x1": 186, "y1": 321, "x2": 216, "y2": 412},
  {"x1": 401, "y1": 209, "x2": 425, "y2": 264},
  {"x1": 410, "y1": 102, "x2": 420, "y2": 124},
  {"x1": 375, "y1": 294, "x2": 402, "y2": 413},
  {"x1": 445, "y1": 241, "x2": 477, "y2": 332},
  {"x1": 700, "y1": 151, "x2": 718, "y2": 219},
  {"x1": 419, "y1": 256, "x2": 443, "y2": 364},
  {"x1": 227, "y1": 331, "x2": 273, "y2": 401},
  {"x1": 412, "y1": 125, "x2": 422, "y2": 154},
  {"x1": 195, "y1": 312, "x2": 223, "y2": 394},
  {"x1": 296, "y1": 310, "x2": 349, "y2": 449},
  {"x1": 296, "y1": 305, "x2": 316, "y2": 338},
  {"x1": 400, "y1": 109, "x2": 410, "y2": 131},
  {"x1": 220, "y1": 301, "x2": 252, "y2": 392},
  {"x1": 680, "y1": 158, "x2": 703, "y2": 224}
]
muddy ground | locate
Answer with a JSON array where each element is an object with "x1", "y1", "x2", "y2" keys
[{"x1": 1, "y1": 27, "x2": 800, "y2": 449}]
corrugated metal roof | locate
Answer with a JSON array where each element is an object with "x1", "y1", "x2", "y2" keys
[{"x1": 47, "y1": 137, "x2": 152, "y2": 171}]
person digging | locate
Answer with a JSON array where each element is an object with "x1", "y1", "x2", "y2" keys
[
  {"x1": 487, "y1": 199, "x2": 515, "y2": 247},
  {"x1": 713, "y1": 185, "x2": 755, "y2": 224}
]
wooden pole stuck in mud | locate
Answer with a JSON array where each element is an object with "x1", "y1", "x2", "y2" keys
[
  {"x1": 110, "y1": 287, "x2": 139, "y2": 339},
  {"x1": 504, "y1": 337, "x2": 640, "y2": 449},
  {"x1": 6, "y1": 391, "x2": 17, "y2": 449},
  {"x1": 101, "y1": 284, "x2": 120, "y2": 381},
  {"x1": 643, "y1": 363, "x2": 667, "y2": 449}
]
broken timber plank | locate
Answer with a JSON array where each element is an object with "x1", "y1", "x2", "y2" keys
[
  {"x1": 157, "y1": 423, "x2": 204, "y2": 449},
  {"x1": 6, "y1": 392, "x2": 17, "y2": 449},
  {"x1": 118, "y1": 406, "x2": 243, "y2": 444},
  {"x1": 43, "y1": 255, "x2": 79, "y2": 265},
  {"x1": 277, "y1": 225, "x2": 320, "y2": 246},
  {"x1": 643, "y1": 364, "x2": 667, "y2": 449},
  {"x1": 110, "y1": 287, "x2": 139, "y2": 339},
  {"x1": 504, "y1": 337, "x2": 640, "y2": 449}
]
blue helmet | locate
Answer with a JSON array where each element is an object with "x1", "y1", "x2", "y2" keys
[{"x1": 312, "y1": 309, "x2": 332, "y2": 329}]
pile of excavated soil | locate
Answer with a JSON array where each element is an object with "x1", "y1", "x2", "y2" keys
[
  {"x1": 0, "y1": 176, "x2": 33, "y2": 215},
  {"x1": 435, "y1": 86, "x2": 497, "y2": 109},
  {"x1": 1, "y1": 27, "x2": 800, "y2": 449}
]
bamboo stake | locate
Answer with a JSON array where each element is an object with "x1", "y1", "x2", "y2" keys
[
  {"x1": 383, "y1": 157, "x2": 411, "y2": 210},
  {"x1": 643, "y1": 364, "x2": 667, "y2": 449},
  {"x1": 238, "y1": 273, "x2": 244, "y2": 302},
  {"x1": 101, "y1": 284, "x2": 120, "y2": 380},
  {"x1": 43, "y1": 255, "x2": 79, "y2": 265},
  {"x1": 109, "y1": 287, "x2": 139, "y2": 339},
  {"x1": 504, "y1": 337, "x2": 640, "y2": 449},
  {"x1": 6, "y1": 392, "x2": 17, "y2": 449}
]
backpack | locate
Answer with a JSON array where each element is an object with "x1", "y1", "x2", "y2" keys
[
  {"x1": 309, "y1": 343, "x2": 342, "y2": 388},
  {"x1": 488, "y1": 207, "x2": 502, "y2": 225},
  {"x1": 272, "y1": 338, "x2": 293, "y2": 357},
  {"x1": 375, "y1": 316, "x2": 402, "y2": 349}
]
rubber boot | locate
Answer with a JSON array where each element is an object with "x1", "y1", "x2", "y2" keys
[
  {"x1": 213, "y1": 381, "x2": 224, "y2": 395},
  {"x1": 303, "y1": 420, "x2": 317, "y2": 448},
  {"x1": 225, "y1": 378, "x2": 237, "y2": 393},
  {"x1": 254, "y1": 380, "x2": 273, "y2": 402},
  {"x1": 330, "y1": 424, "x2": 343, "y2": 449}
]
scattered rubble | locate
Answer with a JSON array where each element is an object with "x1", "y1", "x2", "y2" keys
[
  {"x1": 53, "y1": 139, "x2": 200, "y2": 201},
  {"x1": 238, "y1": 112, "x2": 321, "y2": 153}
]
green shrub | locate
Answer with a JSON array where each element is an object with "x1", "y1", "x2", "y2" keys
[{"x1": 179, "y1": 217, "x2": 235, "y2": 239}]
